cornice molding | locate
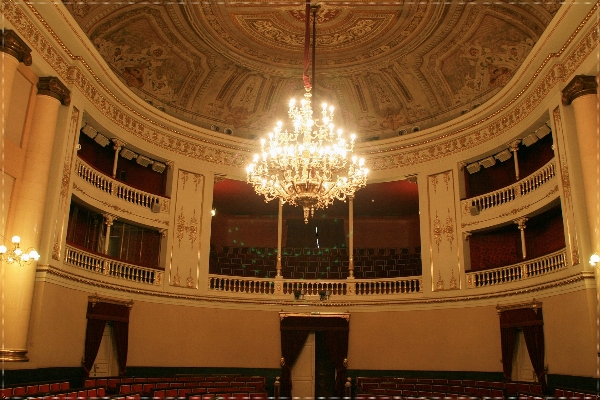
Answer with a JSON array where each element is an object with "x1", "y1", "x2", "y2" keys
[
  {"x1": 561, "y1": 75, "x2": 598, "y2": 105},
  {"x1": 0, "y1": 29, "x2": 32, "y2": 65},
  {"x1": 37, "y1": 264, "x2": 592, "y2": 310}
]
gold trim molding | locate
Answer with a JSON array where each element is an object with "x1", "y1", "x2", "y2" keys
[
  {"x1": 0, "y1": 349, "x2": 29, "y2": 362},
  {"x1": 279, "y1": 312, "x2": 350, "y2": 321},
  {"x1": 496, "y1": 298, "x2": 542, "y2": 314},
  {"x1": 88, "y1": 293, "x2": 134, "y2": 308}
]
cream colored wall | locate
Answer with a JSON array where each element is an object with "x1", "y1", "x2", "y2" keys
[
  {"x1": 348, "y1": 305, "x2": 501, "y2": 372},
  {"x1": 19, "y1": 282, "x2": 599, "y2": 379},
  {"x1": 543, "y1": 289, "x2": 597, "y2": 377},
  {"x1": 127, "y1": 300, "x2": 281, "y2": 368}
]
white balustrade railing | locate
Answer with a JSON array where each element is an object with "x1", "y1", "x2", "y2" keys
[
  {"x1": 282, "y1": 280, "x2": 348, "y2": 296},
  {"x1": 353, "y1": 277, "x2": 422, "y2": 295},
  {"x1": 75, "y1": 158, "x2": 170, "y2": 213},
  {"x1": 207, "y1": 275, "x2": 422, "y2": 297},
  {"x1": 462, "y1": 159, "x2": 556, "y2": 215},
  {"x1": 65, "y1": 244, "x2": 163, "y2": 285},
  {"x1": 209, "y1": 275, "x2": 275, "y2": 294},
  {"x1": 466, "y1": 249, "x2": 566, "y2": 288}
]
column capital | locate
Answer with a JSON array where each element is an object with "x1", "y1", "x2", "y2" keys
[
  {"x1": 514, "y1": 217, "x2": 528, "y2": 230},
  {"x1": 112, "y1": 138, "x2": 126, "y2": 151},
  {"x1": 37, "y1": 77, "x2": 71, "y2": 106},
  {"x1": 508, "y1": 139, "x2": 521, "y2": 152},
  {"x1": 561, "y1": 75, "x2": 597, "y2": 106},
  {"x1": 0, "y1": 30, "x2": 32, "y2": 66},
  {"x1": 103, "y1": 213, "x2": 118, "y2": 226}
]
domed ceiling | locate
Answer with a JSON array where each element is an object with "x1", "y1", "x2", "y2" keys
[{"x1": 65, "y1": 1, "x2": 560, "y2": 140}]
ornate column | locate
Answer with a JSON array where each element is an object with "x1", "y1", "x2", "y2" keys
[
  {"x1": 508, "y1": 139, "x2": 521, "y2": 181},
  {"x1": 562, "y1": 75, "x2": 599, "y2": 265},
  {"x1": 514, "y1": 217, "x2": 528, "y2": 259},
  {"x1": 1, "y1": 30, "x2": 32, "y2": 127},
  {"x1": 111, "y1": 139, "x2": 126, "y2": 178},
  {"x1": 348, "y1": 196, "x2": 355, "y2": 279},
  {"x1": 1, "y1": 77, "x2": 70, "y2": 362},
  {"x1": 103, "y1": 214, "x2": 117, "y2": 254}
]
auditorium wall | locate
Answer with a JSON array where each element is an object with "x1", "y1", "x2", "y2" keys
[{"x1": 23, "y1": 282, "x2": 597, "y2": 380}]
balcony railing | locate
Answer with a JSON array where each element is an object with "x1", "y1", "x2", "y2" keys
[
  {"x1": 208, "y1": 275, "x2": 422, "y2": 297},
  {"x1": 462, "y1": 159, "x2": 556, "y2": 215},
  {"x1": 65, "y1": 244, "x2": 164, "y2": 286},
  {"x1": 75, "y1": 158, "x2": 170, "y2": 213},
  {"x1": 466, "y1": 249, "x2": 567, "y2": 288}
]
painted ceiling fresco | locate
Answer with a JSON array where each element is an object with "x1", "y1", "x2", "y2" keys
[{"x1": 65, "y1": 1, "x2": 560, "y2": 140}]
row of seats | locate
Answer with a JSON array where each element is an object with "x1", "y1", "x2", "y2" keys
[
  {"x1": 212, "y1": 246, "x2": 421, "y2": 257},
  {"x1": 84, "y1": 375, "x2": 266, "y2": 395},
  {"x1": 210, "y1": 246, "x2": 422, "y2": 279},
  {"x1": 0, "y1": 380, "x2": 70, "y2": 398},
  {"x1": 356, "y1": 376, "x2": 544, "y2": 397},
  {"x1": 5, "y1": 386, "x2": 106, "y2": 400}
]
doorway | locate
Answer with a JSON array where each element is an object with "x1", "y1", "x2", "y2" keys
[
  {"x1": 291, "y1": 331, "x2": 338, "y2": 399},
  {"x1": 90, "y1": 322, "x2": 118, "y2": 377},
  {"x1": 511, "y1": 329, "x2": 535, "y2": 382}
]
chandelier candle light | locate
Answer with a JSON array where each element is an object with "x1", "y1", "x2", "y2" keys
[
  {"x1": 0, "y1": 236, "x2": 40, "y2": 266},
  {"x1": 246, "y1": 1, "x2": 368, "y2": 223}
]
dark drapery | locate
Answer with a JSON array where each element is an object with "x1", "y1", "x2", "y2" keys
[
  {"x1": 82, "y1": 318, "x2": 106, "y2": 377},
  {"x1": 325, "y1": 329, "x2": 349, "y2": 397},
  {"x1": 500, "y1": 327, "x2": 517, "y2": 380},
  {"x1": 280, "y1": 315, "x2": 350, "y2": 399},
  {"x1": 83, "y1": 301, "x2": 131, "y2": 377},
  {"x1": 113, "y1": 321, "x2": 130, "y2": 376},
  {"x1": 499, "y1": 306, "x2": 546, "y2": 392},
  {"x1": 523, "y1": 324, "x2": 547, "y2": 393},
  {"x1": 280, "y1": 329, "x2": 310, "y2": 398}
]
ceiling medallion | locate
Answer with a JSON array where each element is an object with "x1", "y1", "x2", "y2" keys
[{"x1": 246, "y1": 1, "x2": 368, "y2": 223}]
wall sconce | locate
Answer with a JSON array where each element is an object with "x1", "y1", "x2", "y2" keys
[
  {"x1": 211, "y1": 209, "x2": 216, "y2": 217},
  {"x1": 590, "y1": 253, "x2": 600, "y2": 267},
  {"x1": 0, "y1": 236, "x2": 40, "y2": 266}
]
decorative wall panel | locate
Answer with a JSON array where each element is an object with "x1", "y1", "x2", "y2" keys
[
  {"x1": 170, "y1": 169, "x2": 205, "y2": 288},
  {"x1": 427, "y1": 170, "x2": 460, "y2": 291}
]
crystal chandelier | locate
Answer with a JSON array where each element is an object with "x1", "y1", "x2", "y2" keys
[
  {"x1": 246, "y1": 2, "x2": 368, "y2": 223},
  {"x1": 0, "y1": 236, "x2": 40, "y2": 266}
]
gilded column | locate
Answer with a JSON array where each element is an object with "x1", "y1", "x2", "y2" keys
[
  {"x1": 103, "y1": 214, "x2": 117, "y2": 255},
  {"x1": 0, "y1": 30, "x2": 32, "y2": 128},
  {"x1": 1, "y1": 77, "x2": 70, "y2": 362},
  {"x1": 514, "y1": 217, "x2": 528, "y2": 259},
  {"x1": 111, "y1": 139, "x2": 126, "y2": 178},
  {"x1": 562, "y1": 75, "x2": 599, "y2": 265},
  {"x1": 508, "y1": 139, "x2": 521, "y2": 181}
]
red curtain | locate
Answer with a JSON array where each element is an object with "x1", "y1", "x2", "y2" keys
[
  {"x1": 83, "y1": 301, "x2": 131, "y2": 377},
  {"x1": 324, "y1": 329, "x2": 349, "y2": 397},
  {"x1": 500, "y1": 327, "x2": 516, "y2": 380},
  {"x1": 499, "y1": 307, "x2": 546, "y2": 391},
  {"x1": 82, "y1": 318, "x2": 106, "y2": 378},
  {"x1": 280, "y1": 316, "x2": 349, "y2": 399},
  {"x1": 523, "y1": 324, "x2": 547, "y2": 392},
  {"x1": 113, "y1": 321, "x2": 130, "y2": 376},
  {"x1": 280, "y1": 329, "x2": 310, "y2": 398}
]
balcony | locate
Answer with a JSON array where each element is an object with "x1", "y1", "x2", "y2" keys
[{"x1": 75, "y1": 157, "x2": 170, "y2": 214}]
